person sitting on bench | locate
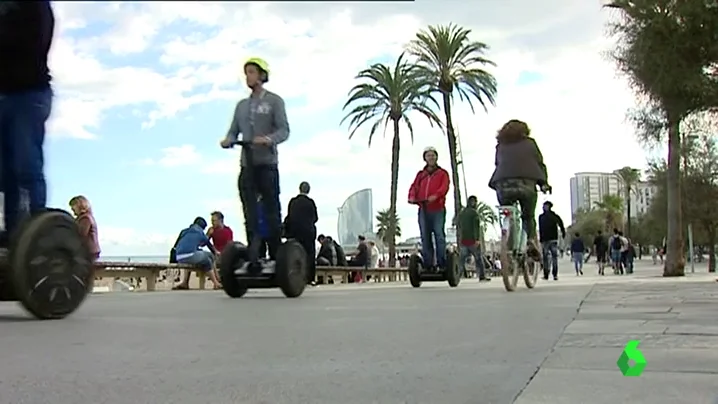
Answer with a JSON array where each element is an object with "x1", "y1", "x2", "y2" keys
[{"x1": 172, "y1": 217, "x2": 222, "y2": 290}]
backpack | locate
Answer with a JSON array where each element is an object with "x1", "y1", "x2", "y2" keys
[{"x1": 611, "y1": 236, "x2": 623, "y2": 251}]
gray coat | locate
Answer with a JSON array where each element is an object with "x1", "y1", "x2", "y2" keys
[
  {"x1": 225, "y1": 90, "x2": 290, "y2": 167},
  {"x1": 488, "y1": 137, "x2": 548, "y2": 189}
]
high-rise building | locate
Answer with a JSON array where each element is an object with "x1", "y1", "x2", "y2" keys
[
  {"x1": 629, "y1": 181, "x2": 658, "y2": 218},
  {"x1": 336, "y1": 188, "x2": 373, "y2": 246},
  {"x1": 570, "y1": 172, "x2": 657, "y2": 221},
  {"x1": 569, "y1": 172, "x2": 622, "y2": 220}
]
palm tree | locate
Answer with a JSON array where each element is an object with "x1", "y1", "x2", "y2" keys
[
  {"x1": 342, "y1": 53, "x2": 442, "y2": 267},
  {"x1": 407, "y1": 24, "x2": 498, "y2": 239},
  {"x1": 615, "y1": 166, "x2": 641, "y2": 237},
  {"x1": 593, "y1": 194, "x2": 624, "y2": 231},
  {"x1": 375, "y1": 208, "x2": 402, "y2": 247},
  {"x1": 476, "y1": 201, "x2": 498, "y2": 238}
]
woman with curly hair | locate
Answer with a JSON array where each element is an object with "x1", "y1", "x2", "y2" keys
[
  {"x1": 69, "y1": 195, "x2": 101, "y2": 262},
  {"x1": 488, "y1": 119, "x2": 550, "y2": 261}
]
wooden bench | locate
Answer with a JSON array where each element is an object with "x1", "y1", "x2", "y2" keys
[
  {"x1": 94, "y1": 261, "x2": 207, "y2": 291},
  {"x1": 315, "y1": 267, "x2": 408, "y2": 284}
]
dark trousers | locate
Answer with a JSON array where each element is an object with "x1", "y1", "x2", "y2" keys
[
  {"x1": 295, "y1": 233, "x2": 316, "y2": 283},
  {"x1": 495, "y1": 179, "x2": 538, "y2": 240},
  {"x1": 0, "y1": 88, "x2": 51, "y2": 236},
  {"x1": 239, "y1": 165, "x2": 281, "y2": 262}
]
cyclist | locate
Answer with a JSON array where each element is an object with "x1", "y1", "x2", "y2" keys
[
  {"x1": 220, "y1": 57, "x2": 289, "y2": 271},
  {"x1": 488, "y1": 119, "x2": 549, "y2": 262},
  {"x1": 408, "y1": 147, "x2": 450, "y2": 269}
]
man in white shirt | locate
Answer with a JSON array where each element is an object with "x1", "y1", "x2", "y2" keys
[{"x1": 368, "y1": 241, "x2": 380, "y2": 268}]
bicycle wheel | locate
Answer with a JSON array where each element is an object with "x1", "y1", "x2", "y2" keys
[
  {"x1": 523, "y1": 256, "x2": 540, "y2": 289},
  {"x1": 500, "y1": 224, "x2": 520, "y2": 292}
]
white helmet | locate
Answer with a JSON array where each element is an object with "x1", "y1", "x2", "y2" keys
[{"x1": 423, "y1": 146, "x2": 438, "y2": 161}]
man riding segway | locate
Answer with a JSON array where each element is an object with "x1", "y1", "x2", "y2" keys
[
  {"x1": 220, "y1": 57, "x2": 289, "y2": 275},
  {"x1": 408, "y1": 147, "x2": 450, "y2": 271}
]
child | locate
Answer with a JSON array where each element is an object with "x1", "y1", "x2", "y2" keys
[{"x1": 69, "y1": 195, "x2": 101, "y2": 262}]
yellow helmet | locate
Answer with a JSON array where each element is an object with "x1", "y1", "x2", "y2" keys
[{"x1": 244, "y1": 57, "x2": 270, "y2": 83}]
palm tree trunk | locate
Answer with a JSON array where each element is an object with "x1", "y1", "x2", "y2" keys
[
  {"x1": 441, "y1": 93, "x2": 462, "y2": 244},
  {"x1": 387, "y1": 119, "x2": 401, "y2": 268},
  {"x1": 664, "y1": 117, "x2": 685, "y2": 276}
]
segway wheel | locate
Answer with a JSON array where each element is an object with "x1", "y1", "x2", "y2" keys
[
  {"x1": 219, "y1": 242, "x2": 248, "y2": 298},
  {"x1": 408, "y1": 254, "x2": 422, "y2": 288},
  {"x1": 275, "y1": 240, "x2": 307, "y2": 298},
  {"x1": 523, "y1": 257, "x2": 539, "y2": 289},
  {"x1": 445, "y1": 249, "x2": 461, "y2": 288},
  {"x1": 10, "y1": 209, "x2": 94, "y2": 320}
]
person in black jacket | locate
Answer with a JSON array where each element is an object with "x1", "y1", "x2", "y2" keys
[
  {"x1": 538, "y1": 201, "x2": 566, "y2": 280},
  {"x1": 284, "y1": 181, "x2": 319, "y2": 285},
  {"x1": 0, "y1": 2, "x2": 55, "y2": 242}
]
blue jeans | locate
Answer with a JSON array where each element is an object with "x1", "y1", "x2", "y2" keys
[
  {"x1": 177, "y1": 250, "x2": 214, "y2": 271},
  {"x1": 459, "y1": 244, "x2": 484, "y2": 278},
  {"x1": 542, "y1": 240, "x2": 559, "y2": 278},
  {"x1": 418, "y1": 208, "x2": 446, "y2": 267},
  {"x1": 572, "y1": 252, "x2": 584, "y2": 272},
  {"x1": 0, "y1": 88, "x2": 52, "y2": 235}
]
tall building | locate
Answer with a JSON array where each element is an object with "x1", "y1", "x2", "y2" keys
[
  {"x1": 629, "y1": 181, "x2": 658, "y2": 218},
  {"x1": 336, "y1": 188, "x2": 373, "y2": 246},
  {"x1": 569, "y1": 172, "x2": 622, "y2": 220}
]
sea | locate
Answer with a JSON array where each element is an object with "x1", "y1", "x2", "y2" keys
[{"x1": 101, "y1": 255, "x2": 169, "y2": 264}]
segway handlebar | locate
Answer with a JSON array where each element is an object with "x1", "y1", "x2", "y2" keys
[{"x1": 222, "y1": 140, "x2": 249, "y2": 149}]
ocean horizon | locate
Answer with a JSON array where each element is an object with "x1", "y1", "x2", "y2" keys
[{"x1": 101, "y1": 255, "x2": 168, "y2": 264}]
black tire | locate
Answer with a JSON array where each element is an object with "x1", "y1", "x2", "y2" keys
[
  {"x1": 219, "y1": 242, "x2": 248, "y2": 298},
  {"x1": 10, "y1": 209, "x2": 94, "y2": 320},
  {"x1": 500, "y1": 228, "x2": 520, "y2": 292},
  {"x1": 523, "y1": 256, "x2": 539, "y2": 289},
  {"x1": 408, "y1": 254, "x2": 422, "y2": 288},
  {"x1": 275, "y1": 240, "x2": 307, "y2": 298},
  {"x1": 445, "y1": 250, "x2": 461, "y2": 287}
]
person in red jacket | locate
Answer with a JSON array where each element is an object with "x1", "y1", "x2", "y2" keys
[{"x1": 407, "y1": 147, "x2": 451, "y2": 269}]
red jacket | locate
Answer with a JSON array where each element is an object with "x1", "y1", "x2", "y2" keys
[{"x1": 408, "y1": 166, "x2": 450, "y2": 212}]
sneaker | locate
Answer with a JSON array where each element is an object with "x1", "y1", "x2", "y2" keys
[
  {"x1": 479, "y1": 277, "x2": 491, "y2": 282},
  {"x1": 308, "y1": 281, "x2": 317, "y2": 287},
  {"x1": 579, "y1": 270, "x2": 583, "y2": 275},
  {"x1": 553, "y1": 276, "x2": 558, "y2": 281}
]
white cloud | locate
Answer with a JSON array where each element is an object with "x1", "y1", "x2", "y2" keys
[
  {"x1": 139, "y1": 144, "x2": 203, "y2": 167},
  {"x1": 99, "y1": 226, "x2": 175, "y2": 257}
]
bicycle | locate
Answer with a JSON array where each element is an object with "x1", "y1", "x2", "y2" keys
[{"x1": 497, "y1": 186, "x2": 552, "y2": 292}]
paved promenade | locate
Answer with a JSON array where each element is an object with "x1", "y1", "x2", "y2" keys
[{"x1": 1, "y1": 260, "x2": 716, "y2": 404}]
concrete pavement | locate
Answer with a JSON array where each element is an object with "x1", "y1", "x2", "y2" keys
[{"x1": 1, "y1": 260, "x2": 716, "y2": 404}]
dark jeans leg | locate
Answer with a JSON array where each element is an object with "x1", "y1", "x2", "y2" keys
[
  {"x1": 418, "y1": 208, "x2": 435, "y2": 267},
  {"x1": 517, "y1": 192, "x2": 538, "y2": 241},
  {"x1": 298, "y1": 235, "x2": 316, "y2": 283},
  {"x1": 256, "y1": 165, "x2": 282, "y2": 260},
  {"x1": 238, "y1": 168, "x2": 259, "y2": 261},
  {"x1": 430, "y1": 209, "x2": 447, "y2": 267},
  {"x1": 0, "y1": 89, "x2": 51, "y2": 236}
]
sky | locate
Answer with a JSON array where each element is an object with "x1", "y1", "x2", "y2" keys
[{"x1": 47, "y1": 0, "x2": 651, "y2": 257}]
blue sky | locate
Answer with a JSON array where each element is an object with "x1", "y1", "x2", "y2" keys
[{"x1": 48, "y1": 1, "x2": 649, "y2": 256}]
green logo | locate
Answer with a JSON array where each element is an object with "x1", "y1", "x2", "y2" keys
[{"x1": 617, "y1": 340, "x2": 647, "y2": 376}]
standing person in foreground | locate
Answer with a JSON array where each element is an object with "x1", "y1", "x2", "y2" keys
[
  {"x1": 538, "y1": 201, "x2": 566, "y2": 280},
  {"x1": 488, "y1": 120, "x2": 551, "y2": 262},
  {"x1": 593, "y1": 230, "x2": 608, "y2": 275},
  {"x1": 220, "y1": 57, "x2": 289, "y2": 273},
  {"x1": 458, "y1": 195, "x2": 490, "y2": 282},
  {"x1": 207, "y1": 211, "x2": 233, "y2": 258},
  {"x1": 570, "y1": 232, "x2": 584, "y2": 276},
  {"x1": 0, "y1": 2, "x2": 55, "y2": 243},
  {"x1": 69, "y1": 195, "x2": 101, "y2": 262},
  {"x1": 284, "y1": 181, "x2": 319, "y2": 285},
  {"x1": 408, "y1": 147, "x2": 450, "y2": 269}
]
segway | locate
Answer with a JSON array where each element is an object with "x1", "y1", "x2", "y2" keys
[
  {"x1": 218, "y1": 140, "x2": 307, "y2": 299},
  {"x1": 407, "y1": 201, "x2": 460, "y2": 288},
  {"x1": 0, "y1": 209, "x2": 94, "y2": 319}
]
